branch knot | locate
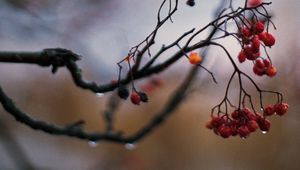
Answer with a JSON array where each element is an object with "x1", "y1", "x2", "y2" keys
[{"x1": 41, "y1": 48, "x2": 81, "y2": 73}]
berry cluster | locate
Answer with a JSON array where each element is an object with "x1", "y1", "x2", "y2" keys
[
  {"x1": 264, "y1": 103, "x2": 289, "y2": 116},
  {"x1": 118, "y1": 86, "x2": 148, "y2": 105},
  {"x1": 130, "y1": 91, "x2": 148, "y2": 105},
  {"x1": 206, "y1": 103, "x2": 288, "y2": 138},
  {"x1": 237, "y1": 20, "x2": 277, "y2": 77},
  {"x1": 253, "y1": 58, "x2": 277, "y2": 77}
]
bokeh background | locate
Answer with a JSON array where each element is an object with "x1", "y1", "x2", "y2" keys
[{"x1": 0, "y1": 0, "x2": 300, "y2": 169}]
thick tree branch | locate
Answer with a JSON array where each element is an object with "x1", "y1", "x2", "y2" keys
[{"x1": 0, "y1": 64, "x2": 198, "y2": 143}]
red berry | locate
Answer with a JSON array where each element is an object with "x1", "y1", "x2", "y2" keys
[
  {"x1": 263, "y1": 59, "x2": 271, "y2": 68},
  {"x1": 238, "y1": 126, "x2": 250, "y2": 138},
  {"x1": 231, "y1": 110, "x2": 240, "y2": 119},
  {"x1": 231, "y1": 126, "x2": 238, "y2": 136},
  {"x1": 244, "y1": 47, "x2": 260, "y2": 60},
  {"x1": 238, "y1": 51, "x2": 247, "y2": 63},
  {"x1": 258, "y1": 32, "x2": 266, "y2": 41},
  {"x1": 247, "y1": 0, "x2": 262, "y2": 7},
  {"x1": 130, "y1": 91, "x2": 141, "y2": 105},
  {"x1": 246, "y1": 112, "x2": 258, "y2": 121},
  {"x1": 244, "y1": 47, "x2": 254, "y2": 60},
  {"x1": 253, "y1": 65, "x2": 264, "y2": 76},
  {"x1": 251, "y1": 36, "x2": 260, "y2": 53},
  {"x1": 240, "y1": 27, "x2": 252, "y2": 37},
  {"x1": 255, "y1": 59, "x2": 265, "y2": 69},
  {"x1": 266, "y1": 66, "x2": 277, "y2": 77},
  {"x1": 211, "y1": 116, "x2": 223, "y2": 128},
  {"x1": 262, "y1": 33, "x2": 276, "y2": 47},
  {"x1": 257, "y1": 117, "x2": 271, "y2": 132},
  {"x1": 254, "y1": 21, "x2": 265, "y2": 34},
  {"x1": 247, "y1": 120, "x2": 259, "y2": 132},
  {"x1": 264, "y1": 105, "x2": 275, "y2": 116},
  {"x1": 218, "y1": 124, "x2": 232, "y2": 138},
  {"x1": 253, "y1": 51, "x2": 261, "y2": 58},
  {"x1": 274, "y1": 103, "x2": 289, "y2": 116}
]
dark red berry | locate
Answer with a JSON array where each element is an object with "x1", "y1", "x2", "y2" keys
[
  {"x1": 231, "y1": 110, "x2": 240, "y2": 119},
  {"x1": 118, "y1": 86, "x2": 129, "y2": 100},
  {"x1": 253, "y1": 65, "x2": 264, "y2": 76},
  {"x1": 211, "y1": 116, "x2": 223, "y2": 128},
  {"x1": 218, "y1": 124, "x2": 232, "y2": 138},
  {"x1": 262, "y1": 32, "x2": 276, "y2": 47},
  {"x1": 255, "y1": 59, "x2": 265, "y2": 69},
  {"x1": 247, "y1": 120, "x2": 259, "y2": 132},
  {"x1": 254, "y1": 21, "x2": 265, "y2": 34},
  {"x1": 238, "y1": 51, "x2": 247, "y2": 63},
  {"x1": 240, "y1": 27, "x2": 252, "y2": 37},
  {"x1": 274, "y1": 103, "x2": 289, "y2": 116},
  {"x1": 263, "y1": 59, "x2": 271, "y2": 68},
  {"x1": 238, "y1": 126, "x2": 250, "y2": 138},
  {"x1": 264, "y1": 105, "x2": 275, "y2": 116},
  {"x1": 138, "y1": 92, "x2": 148, "y2": 102},
  {"x1": 251, "y1": 36, "x2": 260, "y2": 53},
  {"x1": 257, "y1": 117, "x2": 271, "y2": 132}
]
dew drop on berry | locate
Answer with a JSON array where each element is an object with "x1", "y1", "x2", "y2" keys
[
  {"x1": 261, "y1": 131, "x2": 268, "y2": 134},
  {"x1": 125, "y1": 143, "x2": 137, "y2": 150},
  {"x1": 96, "y1": 93, "x2": 104, "y2": 98},
  {"x1": 88, "y1": 141, "x2": 98, "y2": 147}
]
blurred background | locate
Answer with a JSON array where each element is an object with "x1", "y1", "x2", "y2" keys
[{"x1": 0, "y1": 0, "x2": 299, "y2": 169}]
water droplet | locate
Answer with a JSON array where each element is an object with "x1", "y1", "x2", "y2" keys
[
  {"x1": 96, "y1": 93, "x2": 104, "y2": 98},
  {"x1": 88, "y1": 141, "x2": 98, "y2": 147},
  {"x1": 260, "y1": 108, "x2": 264, "y2": 111},
  {"x1": 262, "y1": 131, "x2": 267, "y2": 134},
  {"x1": 124, "y1": 143, "x2": 137, "y2": 150},
  {"x1": 241, "y1": 137, "x2": 246, "y2": 140}
]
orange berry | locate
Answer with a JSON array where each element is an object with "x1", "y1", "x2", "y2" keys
[
  {"x1": 266, "y1": 66, "x2": 277, "y2": 77},
  {"x1": 189, "y1": 52, "x2": 202, "y2": 65}
]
